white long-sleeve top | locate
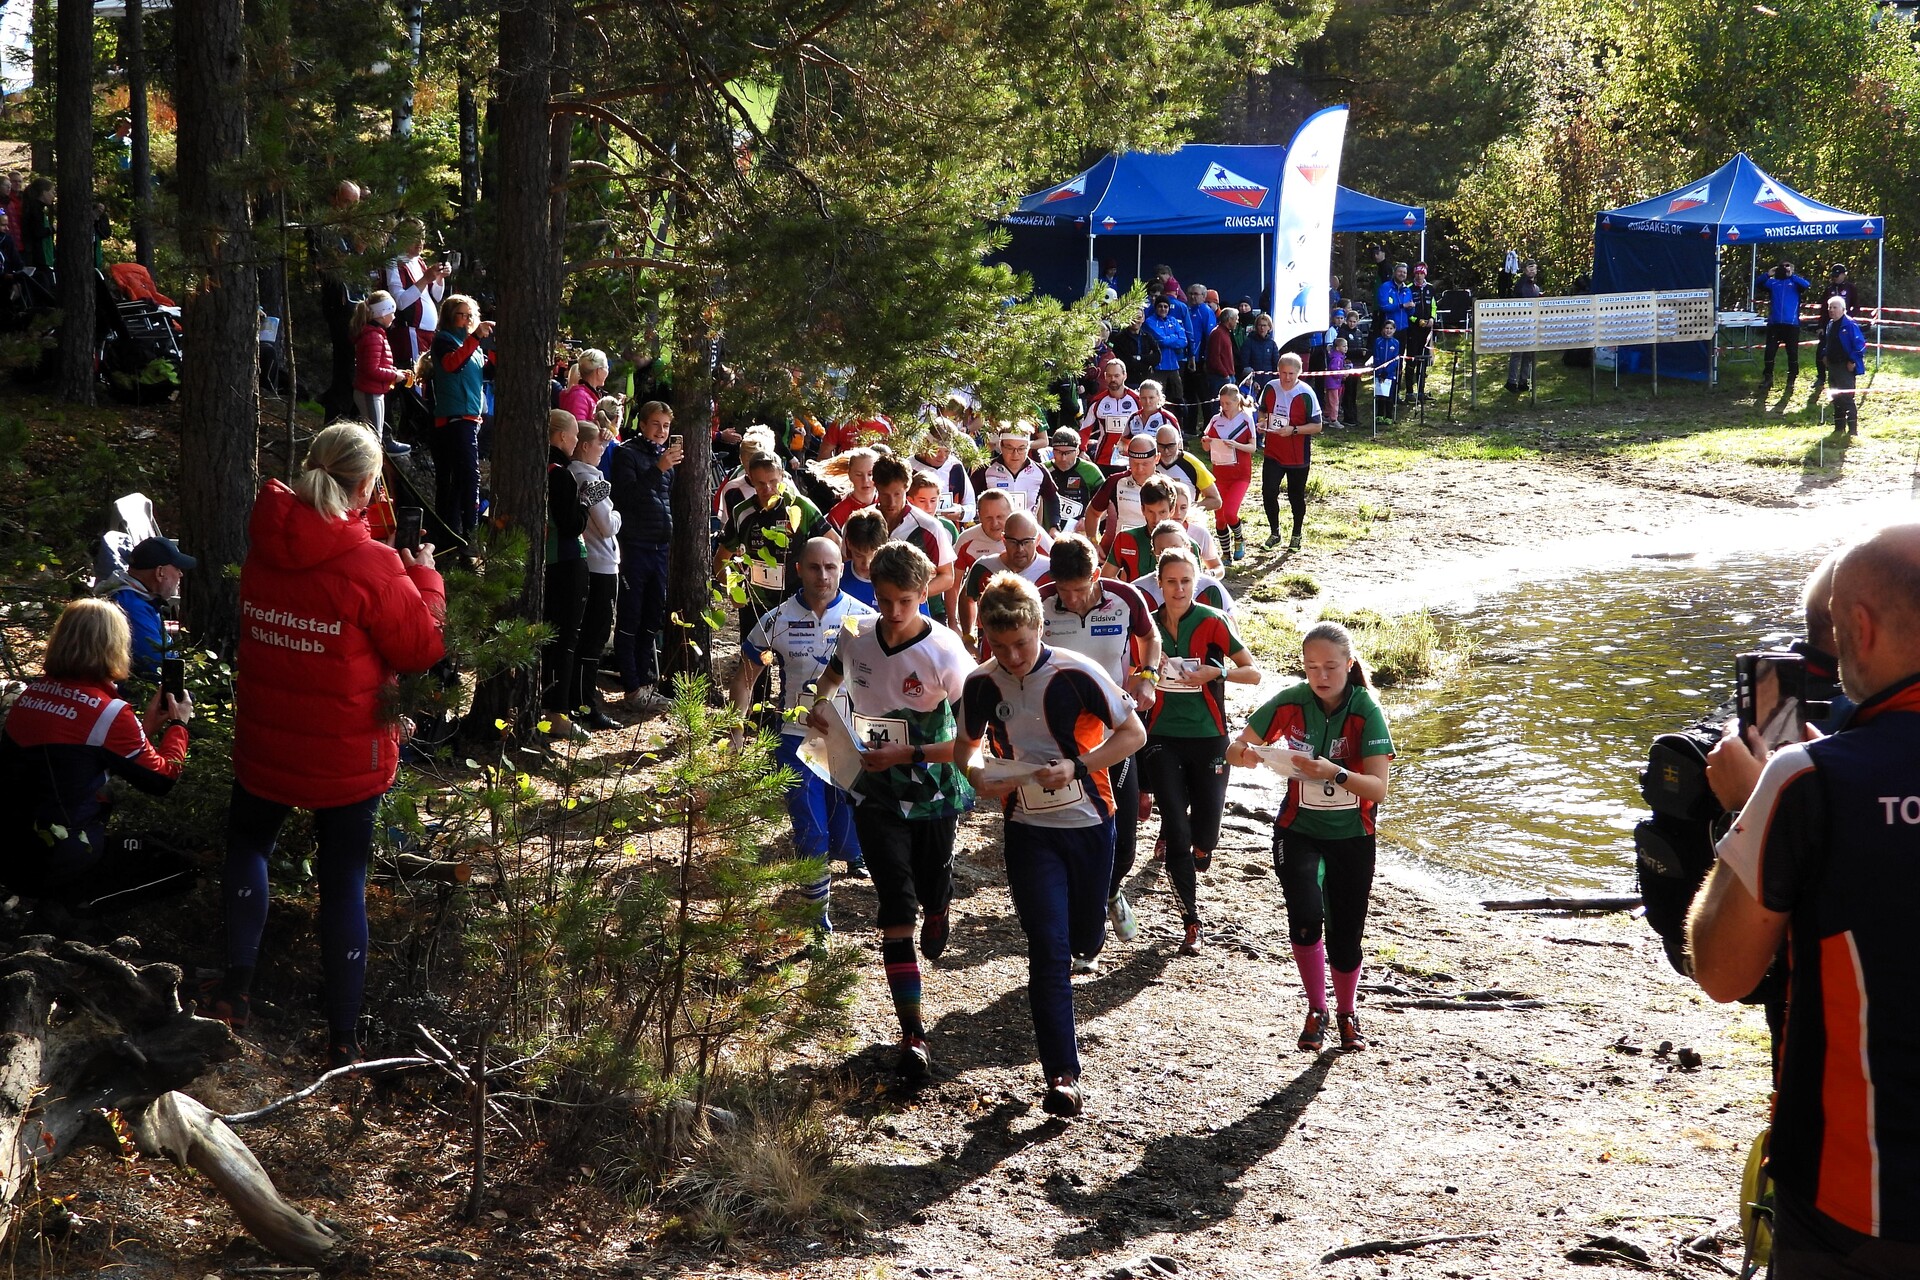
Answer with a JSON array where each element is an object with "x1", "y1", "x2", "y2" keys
[{"x1": 569, "y1": 460, "x2": 622, "y2": 574}]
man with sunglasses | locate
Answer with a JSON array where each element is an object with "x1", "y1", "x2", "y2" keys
[
  {"x1": 957, "y1": 510, "x2": 1053, "y2": 653},
  {"x1": 1152, "y1": 423, "x2": 1222, "y2": 516}
]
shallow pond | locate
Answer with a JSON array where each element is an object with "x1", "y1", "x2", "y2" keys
[{"x1": 1374, "y1": 549, "x2": 1838, "y2": 893}]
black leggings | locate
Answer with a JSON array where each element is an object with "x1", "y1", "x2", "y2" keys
[
  {"x1": 542, "y1": 559, "x2": 590, "y2": 714},
  {"x1": 1262, "y1": 458, "x2": 1309, "y2": 541},
  {"x1": 1145, "y1": 734, "x2": 1229, "y2": 925},
  {"x1": 571, "y1": 570, "x2": 617, "y2": 716},
  {"x1": 1273, "y1": 829, "x2": 1376, "y2": 971}
]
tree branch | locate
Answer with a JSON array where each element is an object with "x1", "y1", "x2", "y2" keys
[
  {"x1": 564, "y1": 255, "x2": 710, "y2": 275},
  {"x1": 548, "y1": 99, "x2": 721, "y2": 211}
]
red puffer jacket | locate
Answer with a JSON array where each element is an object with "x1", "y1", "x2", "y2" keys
[{"x1": 235, "y1": 481, "x2": 446, "y2": 808}]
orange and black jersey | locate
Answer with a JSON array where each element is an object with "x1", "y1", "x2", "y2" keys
[
  {"x1": 961, "y1": 647, "x2": 1133, "y2": 829},
  {"x1": 1715, "y1": 674, "x2": 1920, "y2": 1241}
]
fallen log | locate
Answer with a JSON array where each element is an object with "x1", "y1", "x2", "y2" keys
[
  {"x1": 132, "y1": 1092, "x2": 342, "y2": 1264},
  {"x1": 1380, "y1": 998, "x2": 1549, "y2": 1011},
  {"x1": 1319, "y1": 1231, "x2": 1495, "y2": 1264},
  {"x1": 373, "y1": 852, "x2": 473, "y2": 885},
  {"x1": 1481, "y1": 895, "x2": 1642, "y2": 913}
]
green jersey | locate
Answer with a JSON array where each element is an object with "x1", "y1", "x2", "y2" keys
[{"x1": 1247, "y1": 681, "x2": 1394, "y2": 838}]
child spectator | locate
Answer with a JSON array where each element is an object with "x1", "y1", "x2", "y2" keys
[{"x1": 350, "y1": 291, "x2": 411, "y2": 456}]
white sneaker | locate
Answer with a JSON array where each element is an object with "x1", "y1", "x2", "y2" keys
[
  {"x1": 1070, "y1": 954, "x2": 1099, "y2": 975},
  {"x1": 1107, "y1": 891, "x2": 1139, "y2": 943}
]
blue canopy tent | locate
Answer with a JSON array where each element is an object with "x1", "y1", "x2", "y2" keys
[
  {"x1": 997, "y1": 145, "x2": 1425, "y2": 308},
  {"x1": 1592, "y1": 153, "x2": 1883, "y2": 382}
]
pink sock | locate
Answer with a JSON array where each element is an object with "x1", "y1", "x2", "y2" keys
[
  {"x1": 1332, "y1": 965, "x2": 1362, "y2": 1015},
  {"x1": 1292, "y1": 942, "x2": 1327, "y2": 1010}
]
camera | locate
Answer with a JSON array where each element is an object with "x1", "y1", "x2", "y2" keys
[
  {"x1": 162, "y1": 654, "x2": 184, "y2": 699},
  {"x1": 396, "y1": 506, "x2": 425, "y2": 553},
  {"x1": 1736, "y1": 650, "x2": 1829, "y2": 751}
]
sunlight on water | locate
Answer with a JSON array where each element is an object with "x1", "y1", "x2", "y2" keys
[{"x1": 1383, "y1": 548, "x2": 1838, "y2": 894}]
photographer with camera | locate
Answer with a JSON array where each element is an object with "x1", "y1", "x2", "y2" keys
[
  {"x1": 207, "y1": 422, "x2": 447, "y2": 1069},
  {"x1": 1758, "y1": 260, "x2": 1811, "y2": 393},
  {"x1": 99, "y1": 535, "x2": 193, "y2": 684},
  {"x1": 1689, "y1": 523, "x2": 1920, "y2": 1274},
  {"x1": 0, "y1": 598, "x2": 195, "y2": 908}
]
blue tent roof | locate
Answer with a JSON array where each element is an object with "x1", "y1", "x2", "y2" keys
[
  {"x1": 1007, "y1": 145, "x2": 1424, "y2": 236},
  {"x1": 1594, "y1": 153, "x2": 1881, "y2": 246}
]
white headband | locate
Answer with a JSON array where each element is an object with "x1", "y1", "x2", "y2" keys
[{"x1": 370, "y1": 298, "x2": 397, "y2": 319}]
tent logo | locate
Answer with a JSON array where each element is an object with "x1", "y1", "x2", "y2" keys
[
  {"x1": 1862, "y1": 220, "x2": 1877, "y2": 234},
  {"x1": 1042, "y1": 173, "x2": 1087, "y2": 205},
  {"x1": 1198, "y1": 162, "x2": 1269, "y2": 209},
  {"x1": 1753, "y1": 180, "x2": 1807, "y2": 218},
  {"x1": 1667, "y1": 182, "x2": 1712, "y2": 213},
  {"x1": 1726, "y1": 225, "x2": 1742, "y2": 242},
  {"x1": 1100, "y1": 216, "x2": 1117, "y2": 230}
]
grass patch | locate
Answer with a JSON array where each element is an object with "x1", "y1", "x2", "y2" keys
[
  {"x1": 1233, "y1": 604, "x2": 1304, "y2": 667},
  {"x1": 1248, "y1": 571, "x2": 1320, "y2": 602},
  {"x1": 1355, "y1": 499, "x2": 1392, "y2": 522},
  {"x1": 1304, "y1": 470, "x2": 1347, "y2": 499},
  {"x1": 661, "y1": 1091, "x2": 867, "y2": 1246},
  {"x1": 1317, "y1": 605, "x2": 1457, "y2": 689}
]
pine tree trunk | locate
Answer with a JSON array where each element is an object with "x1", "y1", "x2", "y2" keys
[
  {"x1": 54, "y1": 0, "x2": 94, "y2": 404},
  {"x1": 125, "y1": 0, "x2": 153, "y2": 270},
  {"x1": 466, "y1": 0, "x2": 556, "y2": 738},
  {"x1": 29, "y1": 0, "x2": 52, "y2": 177},
  {"x1": 662, "y1": 275, "x2": 713, "y2": 681},
  {"x1": 174, "y1": 0, "x2": 259, "y2": 650}
]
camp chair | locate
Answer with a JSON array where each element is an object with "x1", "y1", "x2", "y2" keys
[{"x1": 106, "y1": 262, "x2": 178, "y2": 310}]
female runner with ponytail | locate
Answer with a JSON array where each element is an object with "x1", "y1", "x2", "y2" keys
[{"x1": 1228, "y1": 621, "x2": 1393, "y2": 1055}]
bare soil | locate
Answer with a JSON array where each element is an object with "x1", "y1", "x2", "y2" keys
[{"x1": 25, "y1": 427, "x2": 1895, "y2": 1279}]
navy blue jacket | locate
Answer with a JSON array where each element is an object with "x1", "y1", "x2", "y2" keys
[{"x1": 607, "y1": 436, "x2": 674, "y2": 547}]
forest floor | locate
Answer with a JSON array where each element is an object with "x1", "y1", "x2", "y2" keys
[{"x1": 4, "y1": 363, "x2": 1917, "y2": 1277}]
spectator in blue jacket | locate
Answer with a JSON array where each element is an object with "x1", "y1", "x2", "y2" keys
[
  {"x1": 1819, "y1": 296, "x2": 1868, "y2": 436},
  {"x1": 606, "y1": 400, "x2": 683, "y2": 707},
  {"x1": 1143, "y1": 294, "x2": 1191, "y2": 422},
  {"x1": 102, "y1": 537, "x2": 194, "y2": 683},
  {"x1": 1375, "y1": 262, "x2": 1413, "y2": 334},
  {"x1": 1371, "y1": 319, "x2": 1402, "y2": 423},
  {"x1": 1759, "y1": 260, "x2": 1811, "y2": 390},
  {"x1": 1151, "y1": 278, "x2": 1192, "y2": 353}
]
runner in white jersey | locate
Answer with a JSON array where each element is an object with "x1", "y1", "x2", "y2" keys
[
  {"x1": 957, "y1": 510, "x2": 1052, "y2": 651},
  {"x1": 1081, "y1": 434, "x2": 1163, "y2": 549},
  {"x1": 1079, "y1": 359, "x2": 1143, "y2": 470},
  {"x1": 873, "y1": 454, "x2": 957, "y2": 600},
  {"x1": 728, "y1": 538, "x2": 876, "y2": 925},
  {"x1": 970, "y1": 426, "x2": 1061, "y2": 529},
  {"x1": 1035, "y1": 534, "x2": 1161, "y2": 956},
  {"x1": 957, "y1": 571, "x2": 1146, "y2": 1118},
  {"x1": 910, "y1": 437, "x2": 976, "y2": 523},
  {"x1": 807, "y1": 541, "x2": 975, "y2": 1084}
]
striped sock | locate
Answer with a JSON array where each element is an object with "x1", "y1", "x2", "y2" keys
[
  {"x1": 882, "y1": 936, "x2": 923, "y2": 1038},
  {"x1": 802, "y1": 868, "x2": 832, "y2": 930}
]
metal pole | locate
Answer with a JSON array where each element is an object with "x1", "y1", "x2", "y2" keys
[
  {"x1": 1419, "y1": 229, "x2": 1426, "y2": 265},
  {"x1": 1876, "y1": 237, "x2": 1885, "y2": 371},
  {"x1": 1749, "y1": 245, "x2": 1756, "y2": 310},
  {"x1": 1259, "y1": 234, "x2": 1266, "y2": 296},
  {"x1": 1652, "y1": 329, "x2": 1659, "y2": 398},
  {"x1": 1712, "y1": 258, "x2": 1721, "y2": 387},
  {"x1": 1136, "y1": 236, "x2": 1142, "y2": 287},
  {"x1": 1087, "y1": 229, "x2": 1096, "y2": 296}
]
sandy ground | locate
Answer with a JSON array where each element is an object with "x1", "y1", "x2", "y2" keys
[{"x1": 24, "y1": 432, "x2": 1898, "y2": 1278}]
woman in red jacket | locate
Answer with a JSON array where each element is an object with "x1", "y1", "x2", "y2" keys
[{"x1": 205, "y1": 422, "x2": 446, "y2": 1067}]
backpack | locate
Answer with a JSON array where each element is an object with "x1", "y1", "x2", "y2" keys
[{"x1": 1633, "y1": 705, "x2": 1732, "y2": 975}]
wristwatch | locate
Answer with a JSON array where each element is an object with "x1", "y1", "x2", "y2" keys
[
  {"x1": 1333, "y1": 768, "x2": 1350, "y2": 787},
  {"x1": 1072, "y1": 758, "x2": 1091, "y2": 782},
  {"x1": 911, "y1": 745, "x2": 927, "y2": 766}
]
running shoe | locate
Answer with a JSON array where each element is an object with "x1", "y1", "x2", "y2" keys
[
  {"x1": 919, "y1": 910, "x2": 951, "y2": 961},
  {"x1": 1298, "y1": 1008, "x2": 1329, "y2": 1053},
  {"x1": 326, "y1": 1040, "x2": 363, "y2": 1071},
  {"x1": 194, "y1": 977, "x2": 249, "y2": 1030},
  {"x1": 1192, "y1": 848, "x2": 1212, "y2": 873},
  {"x1": 1107, "y1": 890, "x2": 1139, "y2": 943},
  {"x1": 1178, "y1": 922, "x2": 1201, "y2": 956},
  {"x1": 896, "y1": 1035, "x2": 932, "y2": 1084},
  {"x1": 383, "y1": 439, "x2": 412, "y2": 457},
  {"x1": 1287, "y1": 534, "x2": 1303, "y2": 552},
  {"x1": 1265, "y1": 534, "x2": 1285, "y2": 549},
  {"x1": 842, "y1": 859, "x2": 869, "y2": 880},
  {"x1": 1042, "y1": 1076, "x2": 1084, "y2": 1118},
  {"x1": 1070, "y1": 954, "x2": 1099, "y2": 975},
  {"x1": 1337, "y1": 1011, "x2": 1367, "y2": 1053}
]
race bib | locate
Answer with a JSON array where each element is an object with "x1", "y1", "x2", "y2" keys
[
  {"x1": 1004, "y1": 489, "x2": 1032, "y2": 512},
  {"x1": 748, "y1": 559, "x2": 786, "y2": 591},
  {"x1": 1019, "y1": 776, "x2": 1085, "y2": 812},
  {"x1": 1208, "y1": 437, "x2": 1239, "y2": 466},
  {"x1": 1377, "y1": 378, "x2": 1395, "y2": 399},
  {"x1": 1297, "y1": 778, "x2": 1360, "y2": 812},
  {"x1": 1057, "y1": 496, "x2": 1085, "y2": 524},
  {"x1": 1100, "y1": 414, "x2": 1128, "y2": 436},
  {"x1": 852, "y1": 713, "x2": 910, "y2": 751}
]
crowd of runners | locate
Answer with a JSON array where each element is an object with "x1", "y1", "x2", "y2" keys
[{"x1": 716, "y1": 354, "x2": 1394, "y2": 1118}]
